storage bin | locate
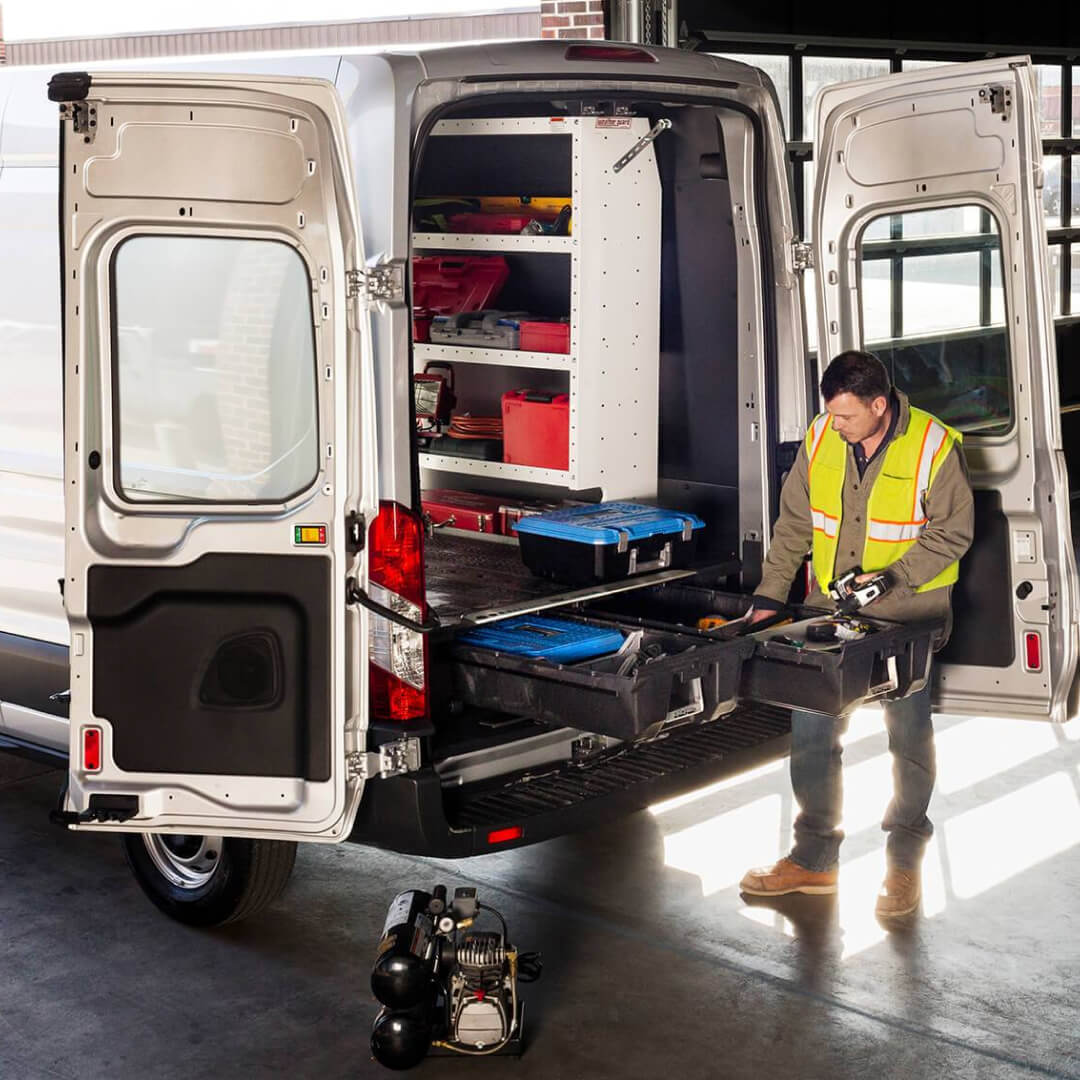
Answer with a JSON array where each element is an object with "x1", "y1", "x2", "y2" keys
[{"x1": 501, "y1": 390, "x2": 570, "y2": 470}]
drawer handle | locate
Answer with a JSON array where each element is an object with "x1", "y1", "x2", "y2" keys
[{"x1": 866, "y1": 655, "x2": 900, "y2": 699}]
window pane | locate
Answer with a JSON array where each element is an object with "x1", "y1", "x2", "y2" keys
[
  {"x1": 1044, "y1": 155, "x2": 1063, "y2": 228},
  {"x1": 858, "y1": 207, "x2": 1011, "y2": 435},
  {"x1": 1073, "y1": 155, "x2": 1080, "y2": 225},
  {"x1": 1049, "y1": 245, "x2": 1064, "y2": 317},
  {"x1": 1034, "y1": 65, "x2": 1062, "y2": 138},
  {"x1": 113, "y1": 237, "x2": 319, "y2": 502},
  {"x1": 715, "y1": 53, "x2": 790, "y2": 136},
  {"x1": 802, "y1": 159, "x2": 815, "y2": 239},
  {"x1": 898, "y1": 205, "x2": 983, "y2": 237},
  {"x1": 1072, "y1": 248, "x2": 1080, "y2": 316},
  {"x1": 1074, "y1": 68, "x2": 1080, "y2": 137},
  {"x1": 903, "y1": 252, "x2": 982, "y2": 334},
  {"x1": 803, "y1": 57, "x2": 890, "y2": 141}
]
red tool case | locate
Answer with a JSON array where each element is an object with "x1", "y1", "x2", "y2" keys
[
  {"x1": 421, "y1": 489, "x2": 505, "y2": 534},
  {"x1": 502, "y1": 390, "x2": 570, "y2": 471},
  {"x1": 412, "y1": 256, "x2": 509, "y2": 342},
  {"x1": 518, "y1": 318, "x2": 571, "y2": 354}
]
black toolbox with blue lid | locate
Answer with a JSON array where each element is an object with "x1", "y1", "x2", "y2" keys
[
  {"x1": 451, "y1": 611, "x2": 754, "y2": 741},
  {"x1": 513, "y1": 501, "x2": 705, "y2": 586}
]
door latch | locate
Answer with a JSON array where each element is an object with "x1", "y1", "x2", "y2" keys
[
  {"x1": 347, "y1": 737, "x2": 421, "y2": 780},
  {"x1": 980, "y1": 84, "x2": 1013, "y2": 120}
]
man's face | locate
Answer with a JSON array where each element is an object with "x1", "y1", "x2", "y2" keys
[{"x1": 825, "y1": 391, "x2": 889, "y2": 445}]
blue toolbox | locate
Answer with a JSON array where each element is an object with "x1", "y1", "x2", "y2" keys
[
  {"x1": 513, "y1": 502, "x2": 705, "y2": 586},
  {"x1": 459, "y1": 615, "x2": 624, "y2": 664}
]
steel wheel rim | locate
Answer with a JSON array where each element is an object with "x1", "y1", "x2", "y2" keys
[{"x1": 143, "y1": 833, "x2": 223, "y2": 890}]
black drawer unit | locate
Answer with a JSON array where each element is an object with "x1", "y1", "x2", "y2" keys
[
  {"x1": 586, "y1": 583, "x2": 942, "y2": 717},
  {"x1": 450, "y1": 621, "x2": 755, "y2": 741}
]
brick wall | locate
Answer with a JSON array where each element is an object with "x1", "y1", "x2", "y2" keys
[{"x1": 540, "y1": 0, "x2": 607, "y2": 40}]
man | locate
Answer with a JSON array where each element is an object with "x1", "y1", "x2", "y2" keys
[{"x1": 739, "y1": 350, "x2": 974, "y2": 923}]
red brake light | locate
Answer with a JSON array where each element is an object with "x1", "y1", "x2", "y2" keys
[
  {"x1": 487, "y1": 826, "x2": 523, "y2": 845},
  {"x1": 564, "y1": 44, "x2": 657, "y2": 63},
  {"x1": 368, "y1": 501, "x2": 429, "y2": 723},
  {"x1": 1024, "y1": 631, "x2": 1042, "y2": 672},
  {"x1": 368, "y1": 501, "x2": 425, "y2": 608},
  {"x1": 83, "y1": 727, "x2": 102, "y2": 772}
]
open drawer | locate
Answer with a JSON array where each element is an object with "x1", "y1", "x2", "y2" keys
[
  {"x1": 586, "y1": 583, "x2": 942, "y2": 716},
  {"x1": 449, "y1": 620, "x2": 755, "y2": 741}
]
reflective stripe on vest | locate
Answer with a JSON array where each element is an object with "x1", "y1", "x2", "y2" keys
[{"x1": 805, "y1": 405, "x2": 961, "y2": 594}]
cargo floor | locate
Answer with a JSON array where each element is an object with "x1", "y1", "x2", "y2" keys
[{"x1": 424, "y1": 529, "x2": 706, "y2": 630}]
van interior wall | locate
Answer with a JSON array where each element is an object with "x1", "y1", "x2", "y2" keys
[
  {"x1": 413, "y1": 97, "x2": 743, "y2": 565},
  {"x1": 652, "y1": 105, "x2": 740, "y2": 563}
]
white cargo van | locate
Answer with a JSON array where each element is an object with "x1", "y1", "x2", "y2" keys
[{"x1": 0, "y1": 42, "x2": 1074, "y2": 925}]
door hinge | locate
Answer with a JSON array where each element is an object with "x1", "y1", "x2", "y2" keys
[
  {"x1": 347, "y1": 737, "x2": 421, "y2": 781},
  {"x1": 792, "y1": 240, "x2": 814, "y2": 273},
  {"x1": 347, "y1": 260, "x2": 406, "y2": 306}
]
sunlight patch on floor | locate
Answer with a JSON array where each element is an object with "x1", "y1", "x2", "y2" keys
[
  {"x1": 934, "y1": 716, "x2": 1058, "y2": 794},
  {"x1": 943, "y1": 771, "x2": 1080, "y2": 899},
  {"x1": 660, "y1": 794, "x2": 782, "y2": 896}
]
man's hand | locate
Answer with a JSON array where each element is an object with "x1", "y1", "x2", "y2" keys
[{"x1": 749, "y1": 607, "x2": 779, "y2": 625}]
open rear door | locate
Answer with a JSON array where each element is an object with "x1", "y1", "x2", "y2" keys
[
  {"x1": 812, "y1": 57, "x2": 1078, "y2": 721},
  {"x1": 54, "y1": 71, "x2": 372, "y2": 836}
]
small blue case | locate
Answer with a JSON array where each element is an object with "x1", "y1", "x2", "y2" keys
[
  {"x1": 513, "y1": 502, "x2": 705, "y2": 544},
  {"x1": 459, "y1": 615, "x2": 624, "y2": 663}
]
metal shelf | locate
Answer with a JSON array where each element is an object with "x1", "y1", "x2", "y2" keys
[
  {"x1": 414, "y1": 342, "x2": 574, "y2": 371},
  {"x1": 419, "y1": 452, "x2": 573, "y2": 486},
  {"x1": 412, "y1": 232, "x2": 574, "y2": 253}
]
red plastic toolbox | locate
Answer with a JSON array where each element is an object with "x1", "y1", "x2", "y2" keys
[
  {"x1": 498, "y1": 498, "x2": 564, "y2": 535},
  {"x1": 446, "y1": 211, "x2": 564, "y2": 235},
  {"x1": 412, "y1": 256, "x2": 509, "y2": 342},
  {"x1": 422, "y1": 489, "x2": 504, "y2": 534},
  {"x1": 502, "y1": 390, "x2": 570, "y2": 471},
  {"x1": 518, "y1": 318, "x2": 571, "y2": 354}
]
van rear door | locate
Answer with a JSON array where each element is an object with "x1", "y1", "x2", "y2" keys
[
  {"x1": 54, "y1": 71, "x2": 375, "y2": 837},
  {"x1": 811, "y1": 57, "x2": 1078, "y2": 721}
]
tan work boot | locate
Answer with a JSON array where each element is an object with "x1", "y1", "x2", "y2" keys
[
  {"x1": 739, "y1": 856, "x2": 838, "y2": 897},
  {"x1": 875, "y1": 866, "x2": 921, "y2": 921}
]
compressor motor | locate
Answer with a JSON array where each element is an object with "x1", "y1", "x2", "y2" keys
[{"x1": 370, "y1": 884, "x2": 541, "y2": 1070}]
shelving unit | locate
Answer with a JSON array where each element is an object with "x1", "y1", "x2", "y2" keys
[
  {"x1": 414, "y1": 114, "x2": 662, "y2": 498},
  {"x1": 412, "y1": 232, "x2": 573, "y2": 254},
  {"x1": 414, "y1": 342, "x2": 574, "y2": 372}
]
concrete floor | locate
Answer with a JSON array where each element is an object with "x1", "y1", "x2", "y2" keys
[{"x1": 2, "y1": 710, "x2": 1079, "y2": 1080}]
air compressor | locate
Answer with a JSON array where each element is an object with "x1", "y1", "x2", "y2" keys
[{"x1": 370, "y1": 884, "x2": 542, "y2": 1070}]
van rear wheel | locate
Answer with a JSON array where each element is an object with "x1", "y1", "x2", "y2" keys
[{"x1": 122, "y1": 833, "x2": 297, "y2": 927}]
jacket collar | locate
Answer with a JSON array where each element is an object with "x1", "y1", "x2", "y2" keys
[{"x1": 892, "y1": 387, "x2": 912, "y2": 438}]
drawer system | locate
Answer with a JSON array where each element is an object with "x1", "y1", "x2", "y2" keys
[{"x1": 446, "y1": 580, "x2": 942, "y2": 739}]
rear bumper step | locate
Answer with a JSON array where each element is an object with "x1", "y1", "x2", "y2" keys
[{"x1": 348, "y1": 702, "x2": 791, "y2": 857}]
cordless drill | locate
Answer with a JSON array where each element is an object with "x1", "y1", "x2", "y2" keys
[{"x1": 827, "y1": 566, "x2": 891, "y2": 614}]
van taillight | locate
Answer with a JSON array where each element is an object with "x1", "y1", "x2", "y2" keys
[
  {"x1": 564, "y1": 44, "x2": 657, "y2": 63},
  {"x1": 368, "y1": 501, "x2": 429, "y2": 722}
]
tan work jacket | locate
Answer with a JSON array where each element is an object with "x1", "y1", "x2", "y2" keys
[{"x1": 754, "y1": 389, "x2": 975, "y2": 647}]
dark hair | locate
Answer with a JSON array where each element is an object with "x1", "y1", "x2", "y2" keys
[{"x1": 820, "y1": 350, "x2": 891, "y2": 405}]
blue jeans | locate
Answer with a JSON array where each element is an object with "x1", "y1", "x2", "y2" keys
[{"x1": 788, "y1": 679, "x2": 935, "y2": 872}]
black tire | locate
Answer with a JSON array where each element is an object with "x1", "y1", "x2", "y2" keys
[{"x1": 122, "y1": 833, "x2": 297, "y2": 928}]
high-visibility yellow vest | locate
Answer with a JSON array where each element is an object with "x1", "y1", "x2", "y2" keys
[{"x1": 805, "y1": 405, "x2": 962, "y2": 594}]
